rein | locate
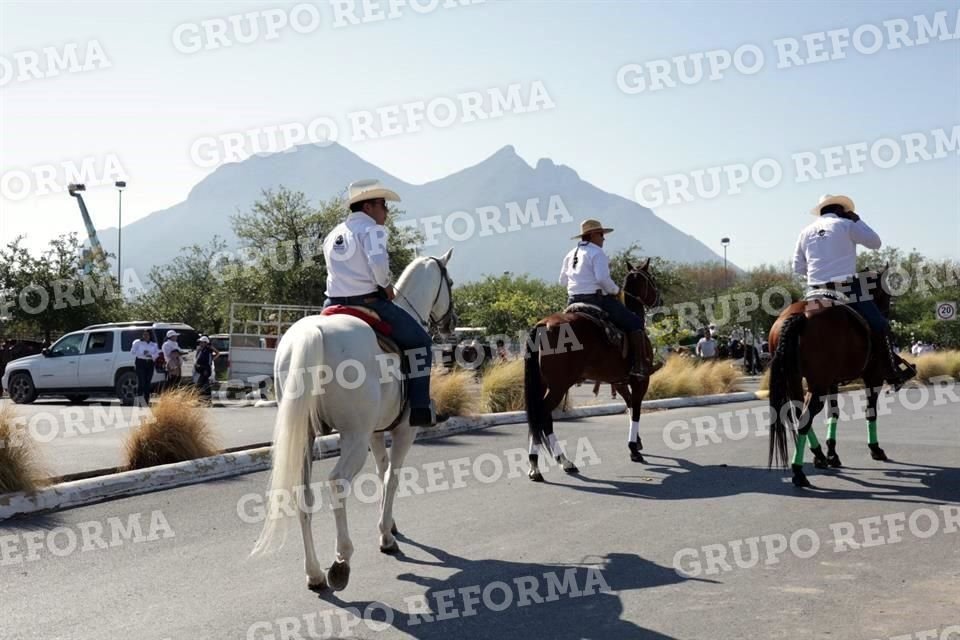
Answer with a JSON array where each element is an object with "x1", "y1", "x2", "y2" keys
[{"x1": 395, "y1": 257, "x2": 455, "y2": 331}]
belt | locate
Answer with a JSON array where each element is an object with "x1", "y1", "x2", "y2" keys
[{"x1": 328, "y1": 291, "x2": 383, "y2": 305}]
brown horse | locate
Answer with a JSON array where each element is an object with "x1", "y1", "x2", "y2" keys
[
  {"x1": 767, "y1": 269, "x2": 896, "y2": 488},
  {"x1": 524, "y1": 259, "x2": 662, "y2": 482}
]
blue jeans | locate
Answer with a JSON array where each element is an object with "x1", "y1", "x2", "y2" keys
[
  {"x1": 568, "y1": 293, "x2": 644, "y2": 332},
  {"x1": 812, "y1": 278, "x2": 888, "y2": 333},
  {"x1": 324, "y1": 296, "x2": 433, "y2": 409}
]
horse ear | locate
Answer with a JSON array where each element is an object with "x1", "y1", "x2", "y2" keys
[
  {"x1": 642, "y1": 257, "x2": 651, "y2": 270},
  {"x1": 439, "y1": 248, "x2": 453, "y2": 266},
  {"x1": 625, "y1": 260, "x2": 635, "y2": 272}
]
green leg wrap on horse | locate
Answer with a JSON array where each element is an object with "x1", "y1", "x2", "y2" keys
[
  {"x1": 806, "y1": 429, "x2": 820, "y2": 449},
  {"x1": 826, "y1": 417, "x2": 838, "y2": 441},
  {"x1": 868, "y1": 420, "x2": 878, "y2": 445},
  {"x1": 792, "y1": 431, "x2": 808, "y2": 466}
]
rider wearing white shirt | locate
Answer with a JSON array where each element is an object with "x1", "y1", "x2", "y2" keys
[
  {"x1": 560, "y1": 219, "x2": 650, "y2": 379},
  {"x1": 792, "y1": 194, "x2": 914, "y2": 387},
  {"x1": 322, "y1": 179, "x2": 437, "y2": 427}
]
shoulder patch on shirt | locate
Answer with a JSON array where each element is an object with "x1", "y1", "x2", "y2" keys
[
  {"x1": 816, "y1": 229, "x2": 826, "y2": 237},
  {"x1": 332, "y1": 234, "x2": 346, "y2": 253}
]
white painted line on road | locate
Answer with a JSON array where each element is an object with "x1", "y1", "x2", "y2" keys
[{"x1": 0, "y1": 392, "x2": 761, "y2": 521}]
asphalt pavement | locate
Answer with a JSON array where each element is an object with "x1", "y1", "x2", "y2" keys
[
  {"x1": 0, "y1": 380, "x2": 631, "y2": 478},
  {"x1": 2, "y1": 388, "x2": 958, "y2": 640}
]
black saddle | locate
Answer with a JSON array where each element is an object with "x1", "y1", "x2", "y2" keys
[{"x1": 563, "y1": 303, "x2": 627, "y2": 356}]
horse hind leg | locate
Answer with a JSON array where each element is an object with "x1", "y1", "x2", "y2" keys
[
  {"x1": 545, "y1": 388, "x2": 578, "y2": 474},
  {"x1": 792, "y1": 391, "x2": 827, "y2": 488},
  {"x1": 824, "y1": 385, "x2": 842, "y2": 467},
  {"x1": 325, "y1": 431, "x2": 370, "y2": 591},
  {"x1": 299, "y1": 430, "x2": 326, "y2": 591}
]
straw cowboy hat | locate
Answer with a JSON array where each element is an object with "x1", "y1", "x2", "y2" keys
[
  {"x1": 572, "y1": 218, "x2": 614, "y2": 239},
  {"x1": 811, "y1": 194, "x2": 855, "y2": 215},
  {"x1": 346, "y1": 179, "x2": 401, "y2": 207}
]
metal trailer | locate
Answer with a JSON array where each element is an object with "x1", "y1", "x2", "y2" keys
[{"x1": 223, "y1": 302, "x2": 325, "y2": 397}]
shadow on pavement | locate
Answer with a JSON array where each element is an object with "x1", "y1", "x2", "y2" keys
[
  {"x1": 559, "y1": 453, "x2": 960, "y2": 507},
  {"x1": 318, "y1": 535, "x2": 708, "y2": 639}
]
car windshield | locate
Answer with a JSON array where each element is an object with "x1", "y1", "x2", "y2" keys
[
  {"x1": 50, "y1": 333, "x2": 84, "y2": 356},
  {"x1": 210, "y1": 337, "x2": 229, "y2": 351}
]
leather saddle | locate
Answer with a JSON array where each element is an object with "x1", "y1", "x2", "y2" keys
[
  {"x1": 563, "y1": 303, "x2": 629, "y2": 359},
  {"x1": 319, "y1": 305, "x2": 408, "y2": 433},
  {"x1": 801, "y1": 290, "x2": 871, "y2": 335}
]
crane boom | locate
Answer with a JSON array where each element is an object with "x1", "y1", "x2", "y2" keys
[{"x1": 67, "y1": 183, "x2": 107, "y2": 272}]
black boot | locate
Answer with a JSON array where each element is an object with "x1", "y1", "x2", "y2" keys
[
  {"x1": 883, "y1": 334, "x2": 915, "y2": 391},
  {"x1": 628, "y1": 330, "x2": 650, "y2": 380},
  {"x1": 409, "y1": 403, "x2": 438, "y2": 427}
]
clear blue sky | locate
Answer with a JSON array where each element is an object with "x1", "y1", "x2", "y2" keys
[{"x1": 1, "y1": 0, "x2": 958, "y2": 268}]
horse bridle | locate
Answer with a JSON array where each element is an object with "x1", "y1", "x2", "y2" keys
[{"x1": 396, "y1": 257, "x2": 455, "y2": 331}]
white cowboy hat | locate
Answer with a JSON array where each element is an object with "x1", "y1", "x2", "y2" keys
[
  {"x1": 811, "y1": 194, "x2": 855, "y2": 215},
  {"x1": 165, "y1": 330, "x2": 179, "y2": 338},
  {"x1": 571, "y1": 218, "x2": 614, "y2": 240},
  {"x1": 198, "y1": 335, "x2": 210, "y2": 343},
  {"x1": 346, "y1": 179, "x2": 401, "y2": 208}
]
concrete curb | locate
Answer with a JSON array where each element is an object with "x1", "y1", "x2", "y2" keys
[{"x1": 0, "y1": 391, "x2": 762, "y2": 521}]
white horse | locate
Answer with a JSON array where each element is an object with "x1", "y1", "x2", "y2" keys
[{"x1": 251, "y1": 250, "x2": 456, "y2": 591}]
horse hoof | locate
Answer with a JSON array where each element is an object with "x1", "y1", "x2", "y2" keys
[
  {"x1": 630, "y1": 451, "x2": 645, "y2": 463},
  {"x1": 869, "y1": 445, "x2": 888, "y2": 461},
  {"x1": 327, "y1": 561, "x2": 351, "y2": 591},
  {"x1": 636, "y1": 438, "x2": 644, "y2": 451},
  {"x1": 813, "y1": 457, "x2": 829, "y2": 470},
  {"x1": 791, "y1": 465, "x2": 812, "y2": 488},
  {"x1": 380, "y1": 539, "x2": 400, "y2": 555},
  {"x1": 827, "y1": 454, "x2": 843, "y2": 468},
  {"x1": 391, "y1": 522, "x2": 399, "y2": 536},
  {"x1": 528, "y1": 469, "x2": 544, "y2": 483},
  {"x1": 307, "y1": 575, "x2": 328, "y2": 592},
  {"x1": 561, "y1": 461, "x2": 579, "y2": 474}
]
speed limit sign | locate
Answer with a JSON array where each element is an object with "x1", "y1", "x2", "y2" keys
[{"x1": 936, "y1": 302, "x2": 957, "y2": 321}]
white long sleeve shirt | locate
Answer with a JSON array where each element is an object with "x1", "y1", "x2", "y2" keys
[
  {"x1": 131, "y1": 339, "x2": 159, "y2": 360},
  {"x1": 559, "y1": 242, "x2": 619, "y2": 296},
  {"x1": 792, "y1": 213, "x2": 881, "y2": 285},
  {"x1": 323, "y1": 212, "x2": 392, "y2": 298}
]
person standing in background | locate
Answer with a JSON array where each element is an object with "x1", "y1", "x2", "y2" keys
[
  {"x1": 696, "y1": 329, "x2": 718, "y2": 360},
  {"x1": 162, "y1": 330, "x2": 184, "y2": 391},
  {"x1": 131, "y1": 329, "x2": 160, "y2": 405}
]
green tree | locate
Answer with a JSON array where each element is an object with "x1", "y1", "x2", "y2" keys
[
  {"x1": 0, "y1": 234, "x2": 125, "y2": 342},
  {"x1": 453, "y1": 274, "x2": 567, "y2": 336}
]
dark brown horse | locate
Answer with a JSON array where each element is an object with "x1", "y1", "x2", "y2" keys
[
  {"x1": 524, "y1": 260, "x2": 662, "y2": 482},
  {"x1": 767, "y1": 269, "x2": 896, "y2": 488}
]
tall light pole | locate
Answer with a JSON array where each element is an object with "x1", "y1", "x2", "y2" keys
[
  {"x1": 721, "y1": 237, "x2": 730, "y2": 288},
  {"x1": 115, "y1": 181, "x2": 126, "y2": 281}
]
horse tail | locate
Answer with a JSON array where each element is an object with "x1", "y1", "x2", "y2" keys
[
  {"x1": 524, "y1": 325, "x2": 550, "y2": 452},
  {"x1": 768, "y1": 313, "x2": 806, "y2": 469},
  {"x1": 251, "y1": 322, "x2": 324, "y2": 556}
]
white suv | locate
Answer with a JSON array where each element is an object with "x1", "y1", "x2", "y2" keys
[{"x1": 1, "y1": 322, "x2": 198, "y2": 405}]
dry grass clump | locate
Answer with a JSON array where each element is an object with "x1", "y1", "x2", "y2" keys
[
  {"x1": 759, "y1": 368, "x2": 771, "y2": 391},
  {"x1": 430, "y1": 368, "x2": 479, "y2": 417},
  {"x1": 902, "y1": 350, "x2": 960, "y2": 383},
  {"x1": 123, "y1": 387, "x2": 220, "y2": 470},
  {"x1": 0, "y1": 405, "x2": 46, "y2": 493},
  {"x1": 481, "y1": 359, "x2": 525, "y2": 413},
  {"x1": 646, "y1": 357, "x2": 743, "y2": 400}
]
